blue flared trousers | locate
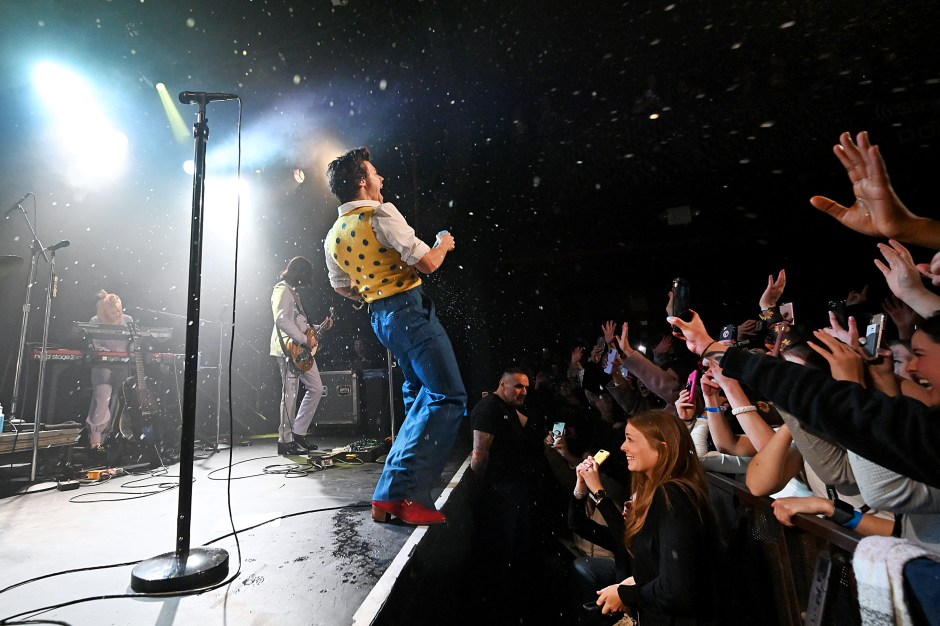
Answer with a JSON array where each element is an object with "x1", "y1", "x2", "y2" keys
[{"x1": 369, "y1": 286, "x2": 467, "y2": 506}]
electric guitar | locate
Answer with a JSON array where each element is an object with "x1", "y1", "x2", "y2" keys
[
  {"x1": 117, "y1": 329, "x2": 158, "y2": 441},
  {"x1": 286, "y1": 307, "x2": 335, "y2": 372}
]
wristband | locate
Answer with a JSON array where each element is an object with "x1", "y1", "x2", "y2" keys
[
  {"x1": 826, "y1": 498, "x2": 856, "y2": 526},
  {"x1": 573, "y1": 488, "x2": 588, "y2": 499},
  {"x1": 705, "y1": 407, "x2": 721, "y2": 413},
  {"x1": 731, "y1": 405, "x2": 758, "y2": 416},
  {"x1": 844, "y1": 511, "x2": 863, "y2": 530},
  {"x1": 759, "y1": 306, "x2": 783, "y2": 324},
  {"x1": 701, "y1": 340, "x2": 717, "y2": 356}
]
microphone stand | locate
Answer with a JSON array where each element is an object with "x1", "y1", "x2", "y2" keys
[
  {"x1": 29, "y1": 245, "x2": 62, "y2": 481},
  {"x1": 8, "y1": 200, "x2": 48, "y2": 431},
  {"x1": 131, "y1": 94, "x2": 228, "y2": 593}
]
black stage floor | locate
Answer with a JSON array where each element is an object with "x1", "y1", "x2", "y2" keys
[{"x1": 0, "y1": 434, "x2": 471, "y2": 626}]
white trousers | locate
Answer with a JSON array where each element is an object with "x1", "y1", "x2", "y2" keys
[{"x1": 277, "y1": 357, "x2": 323, "y2": 443}]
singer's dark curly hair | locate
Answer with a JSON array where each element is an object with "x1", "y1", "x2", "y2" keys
[{"x1": 326, "y1": 147, "x2": 371, "y2": 203}]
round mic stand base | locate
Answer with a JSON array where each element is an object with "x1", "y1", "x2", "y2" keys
[{"x1": 130, "y1": 546, "x2": 229, "y2": 593}]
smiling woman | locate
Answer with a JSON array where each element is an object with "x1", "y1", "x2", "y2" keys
[{"x1": 570, "y1": 410, "x2": 720, "y2": 625}]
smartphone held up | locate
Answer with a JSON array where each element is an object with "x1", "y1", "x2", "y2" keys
[
  {"x1": 864, "y1": 313, "x2": 885, "y2": 357},
  {"x1": 670, "y1": 277, "x2": 691, "y2": 337}
]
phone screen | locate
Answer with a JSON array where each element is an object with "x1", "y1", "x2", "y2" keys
[
  {"x1": 865, "y1": 314, "x2": 885, "y2": 357},
  {"x1": 671, "y1": 277, "x2": 690, "y2": 335},
  {"x1": 603, "y1": 348, "x2": 618, "y2": 374}
]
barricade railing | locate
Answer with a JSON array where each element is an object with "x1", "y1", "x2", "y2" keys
[{"x1": 707, "y1": 472, "x2": 861, "y2": 626}]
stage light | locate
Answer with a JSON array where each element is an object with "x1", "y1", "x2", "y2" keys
[
  {"x1": 293, "y1": 169, "x2": 305, "y2": 184},
  {"x1": 31, "y1": 62, "x2": 128, "y2": 188},
  {"x1": 203, "y1": 177, "x2": 249, "y2": 247},
  {"x1": 155, "y1": 82, "x2": 191, "y2": 142}
]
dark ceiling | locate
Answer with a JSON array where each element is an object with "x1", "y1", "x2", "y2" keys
[{"x1": 1, "y1": 0, "x2": 939, "y2": 399}]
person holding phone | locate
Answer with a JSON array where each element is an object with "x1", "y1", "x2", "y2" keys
[
  {"x1": 668, "y1": 310, "x2": 940, "y2": 489},
  {"x1": 569, "y1": 410, "x2": 720, "y2": 625}
]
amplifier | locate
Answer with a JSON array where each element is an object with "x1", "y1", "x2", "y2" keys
[{"x1": 315, "y1": 370, "x2": 360, "y2": 426}]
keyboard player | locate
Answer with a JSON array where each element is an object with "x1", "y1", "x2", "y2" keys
[{"x1": 86, "y1": 289, "x2": 133, "y2": 452}]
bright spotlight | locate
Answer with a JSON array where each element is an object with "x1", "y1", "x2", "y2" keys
[
  {"x1": 155, "y1": 82, "x2": 191, "y2": 142},
  {"x1": 293, "y1": 168, "x2": 305, "y2": 184},
  {"x1": 31, "y1": 62, "x2": 128, "y2": 188}
]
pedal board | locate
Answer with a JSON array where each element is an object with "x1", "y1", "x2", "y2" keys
[{"x1": 310, "y1": 438, "x2": 389, "y2": 464}]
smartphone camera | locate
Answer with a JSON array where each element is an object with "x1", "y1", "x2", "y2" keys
[
  {"x1": 865, "y1": 313, "x2": 885, "y2": 357},
  {"x1": 829, "y1": 299, "x2": 847, "y2": 327},
  {"x1": 670, "y1": 277, "x2": 691, "y2": 335}
]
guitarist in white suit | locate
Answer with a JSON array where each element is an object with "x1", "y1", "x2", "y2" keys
[{"x1": 270, "y1": 256, "x2": 333, "y2": 455}]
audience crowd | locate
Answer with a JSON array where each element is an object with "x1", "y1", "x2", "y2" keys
[{"x1": 460, "y1": 131, "x2": 940, "y2": 626}]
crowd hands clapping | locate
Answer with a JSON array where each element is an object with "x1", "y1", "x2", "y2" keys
[{"x1": 465, "y1": 131, "x2": 940, "y2": 625}]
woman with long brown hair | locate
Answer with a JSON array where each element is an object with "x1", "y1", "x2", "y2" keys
[{"x1": 570, "y1": 409, "x2": 719, "y2": 625}]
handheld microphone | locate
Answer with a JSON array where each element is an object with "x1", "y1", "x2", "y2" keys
[
  {"x1": 178, "y1": 91, "x2": 239, "y2": 104},
  {"x1": 45, "y1": 240, "x2": 70, "y2": 252},
  {"x1": 4, "y1": 193, "x2": 31, "y2": 217}
]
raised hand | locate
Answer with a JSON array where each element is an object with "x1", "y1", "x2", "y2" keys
[
  {"x1": 601, "y1": 320, "x2": 616, "y2": 344},
  {"x1": 652, "y1": 332, "x2": 673, "y2": 358},
  {"x1": 759, "y1": 270, "x2": 786, "y2": 310},
  {"x1": 619, "y1": 322, "x2": 632, "y2": 356},
  {"x1": 807, "y1": 331, "x2": 866, "y2": 385},
  {"x1": 667, "y1": 310, "x2": 719, "y2": 357},
  {"x1": 822, "y1": 310, "x2": 860, "y2": 346},
  {"x1": 874, "y1": 239, "x2": 940, "y2": 317},
  {"x1": 700, "y1": 371, "x2": 722, "y2": 404},
  {"x1": 571, "y1": 346, "x2": 584, "y2": 366},
  {"x1": 675, "y1": 388, "x2": 696, "y2": 421},
  {"x1": 882, "y1": 294, "x2": 918, "y2": 340},
  {"x1": 810, "y1": 131, "x2": 914, "y2": 239}
]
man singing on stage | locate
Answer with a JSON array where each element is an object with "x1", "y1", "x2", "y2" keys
[{"x1": 324, "y1": 147, "x2": 466, "y2": 525}]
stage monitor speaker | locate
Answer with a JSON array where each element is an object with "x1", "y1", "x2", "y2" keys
[
  {"x1": 361, "y1": 368, "x2": 389, "y2": 439},
  {"x1": 315, "y1": 370, "x2": 360, "y2": 426}
]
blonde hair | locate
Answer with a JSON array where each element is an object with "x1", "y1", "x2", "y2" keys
[
  {"x1": 95, "y1": 289, "x2": 123, "y2": 323},
  {"x1": 623, "y1": 410, "x2": 710, "y2": 551}
]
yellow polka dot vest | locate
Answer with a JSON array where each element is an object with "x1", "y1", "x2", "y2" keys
[{"x1": 328, "y1": 206, "x2": 422, "y2": 303}]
